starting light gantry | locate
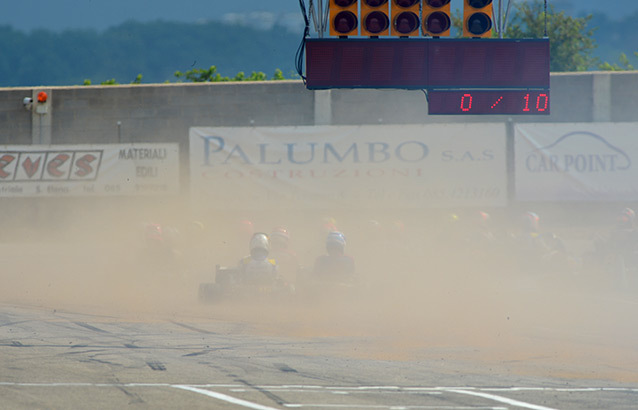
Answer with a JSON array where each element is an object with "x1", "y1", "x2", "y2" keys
[{"x1": 304, "y1": 0, "x2": 550, "y2": 115}]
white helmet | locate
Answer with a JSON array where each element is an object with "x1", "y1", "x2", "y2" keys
[
  {"x1": 249, "y1": 232, "x2": 270, "y2": 260},
  {"x1": 326, "y1": 231, "x2": 346, "y2": 254}
]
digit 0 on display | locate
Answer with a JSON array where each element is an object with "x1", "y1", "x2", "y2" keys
[{"x1": 428, "y1": 90, "x2": 550, "y2": 115}]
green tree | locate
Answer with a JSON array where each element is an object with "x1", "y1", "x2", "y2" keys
[
  {"x1": 505, "y1": 0, "x2": 597, "y2": 72},
  {"x1": 599, "y1": 52, "x2": 638, "y2": 71},
  {"x1": 272, "y1": 68, "x2": 285, "y2": 81},
  {"x1": 174, "y1": 66, "x2": 285, "y2": 83},
  {"x1": 174, "y1": 65, "x2": 229, "y2": 82}
]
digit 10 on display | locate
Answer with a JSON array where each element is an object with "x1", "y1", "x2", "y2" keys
[{"x1": 427, "y1": 90, "x2": 550, "y2": 115}]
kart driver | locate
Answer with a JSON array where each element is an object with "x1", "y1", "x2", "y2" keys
[
  {"x1": 269, "y1": 226, "x2": 299, "y2": 285},
  {"x1": 313, "y1": 231, "x2": 355, "y2": 282},
  {"x1": 238, "y1": 232, "x2": 278, "y2": 287}
]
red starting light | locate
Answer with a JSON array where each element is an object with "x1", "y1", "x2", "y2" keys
[
  {"x1": 37, "y1": 91, "x2": 48, "y2": 103},
  {"x1": 330, "y1": 0, "x2": 359, "y2": 37},
  {"x1": 362, "y1": 0, "x2": 390, "y2": 36},
  {"x1": 423, "y1": 0, "x2": 451, "y2": 37},
  {"x1": 463, "y1": 0, "x2": 493, "y2": 38},
  {"x1": 391, "y1": 0, "x2": 420, "y2": 37}
]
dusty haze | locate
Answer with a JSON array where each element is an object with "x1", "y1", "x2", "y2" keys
[{"x1": 1, "y1": 195, "x2": 637, "y2": 383}]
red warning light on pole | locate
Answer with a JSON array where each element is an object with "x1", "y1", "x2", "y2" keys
[{"x1": 37, "y1": 91, "x2": 48, "y2": 103}]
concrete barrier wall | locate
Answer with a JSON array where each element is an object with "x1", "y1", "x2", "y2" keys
[
  {"x1": 0, "y1": 71, "x2": 636, "y2": 231},
  {"x1": 1, "y1": 71, "x2": 636, "y2": 148}
]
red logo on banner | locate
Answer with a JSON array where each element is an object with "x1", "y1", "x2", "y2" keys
[
  {"x1": 0, "y1": 150, "x2": 102, "y2": 181},
  {"x1": 22, "y1": 157, "x2": 41, "y2": 178},
  {"x1": 0, "y1": 154, "x2": 16, "y2": 179},
  {"x1": 46, "y1": 153, "x2": 70, "y2": 178}
]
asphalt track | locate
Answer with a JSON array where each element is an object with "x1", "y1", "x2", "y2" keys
[{"x1": 2, "y1": 242, "x2": 638, "y2": 409}]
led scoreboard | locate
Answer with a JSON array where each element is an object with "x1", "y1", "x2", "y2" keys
[
  {"x1": 428, "y1": 90, "x2": 550, "y2": 115},
  {"x1": 305, "y1": 38, "x2": 551, "y2": 116}
]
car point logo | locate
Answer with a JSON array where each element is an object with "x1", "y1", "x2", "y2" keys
[
  {"x1": 0, "y1": 150, "x2": 103, "y2": 181},
  {"x1": 525, "y1": 131, "x2": 631, "y2": 173}
]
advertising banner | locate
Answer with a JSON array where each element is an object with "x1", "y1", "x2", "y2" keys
[
  {"x1": 515, "y1": 123, "x2": 638, "y2": 201},
  {"x1": 190, "y1": 125, "x2": 507, "y2": 210},
  {"x1": 0, "y1": 143, "x2": 179, "y2": 197}
]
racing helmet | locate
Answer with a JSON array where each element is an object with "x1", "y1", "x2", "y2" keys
[
  {"x1": 145, "y1": 223, "x2": 163, "y2": 242},
  {"x1": 326, "y1": 231, "x2": 346, "y2": 255},
  {"x1": 321, "y1": 216, "x2": 338, "y2": 234},
  {"x1": 270, "y1": 226, "x2": 290, "y2": 250},
  {"x1": 618, "y1": 207, "x2": 636, "y2": 229},
  {"x1": 239, "y1": 218, "x2": 254, "y2": 236},
  {"x1": 522, "y1": 211, "x2": 540, "y2": 233},
  {"x1": 249, "y1": 232, "x2": 270, "y2": 261},
  {"x1": 478, "y1": 211, "x2": 491, "y2": 229}
]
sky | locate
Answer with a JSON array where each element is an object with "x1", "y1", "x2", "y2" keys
[{"x1": 2, "y1": 0, "x2": 636, "y2": 33}]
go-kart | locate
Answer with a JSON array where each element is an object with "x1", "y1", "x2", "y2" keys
[{"x1": 198, "y1": 264, "x2": 294, "y2": 304}]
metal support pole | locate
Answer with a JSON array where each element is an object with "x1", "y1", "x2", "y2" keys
[{"x1": 493, "y1": 0, "x2": 512, "y2": 39}]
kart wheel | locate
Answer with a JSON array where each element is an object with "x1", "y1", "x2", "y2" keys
[{"x1": 198, "y1": 282, "x2": 219, "y2": 303}]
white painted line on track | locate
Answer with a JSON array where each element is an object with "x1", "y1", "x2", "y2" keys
[
  {"x1": 284, "y1": 405, "x2": 505, "y2": 409},
  {"x1": 1, "y1": 382, "x2": 637, "y2": 394},
  {"x1": 173, "y1": 385, "x2": 280, "y2": 410},
  {"x1": 447, "y1": 389, "x2": 558, "y2": 410},
  {"x1": 1, "y1": 381, "x2": 636, "y2": 410}
]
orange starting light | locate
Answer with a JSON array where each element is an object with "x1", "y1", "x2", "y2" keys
[{"x1": 37, "y1": 91, "x2": 48, "y2": 103}]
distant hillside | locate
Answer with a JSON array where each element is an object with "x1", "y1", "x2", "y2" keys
[
  {"x1": 0, "y1": 2, "x2": 635, "y2": 87},
  {"x1": 0, "y1": 21, "x2": 303, "y2": 87}
]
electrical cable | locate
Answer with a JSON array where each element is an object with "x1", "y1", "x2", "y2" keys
[
  {"x1": 421, "y1": 89, "x2": 429, "y2": 103},
  {"x1": 295, "y1": 0, "x2": 310, "y2": 83},
  {"x1": 544, "y1": 0, "x2": 548, "y2": 38}
]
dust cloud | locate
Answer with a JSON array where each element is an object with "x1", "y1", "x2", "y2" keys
[{"x1": 1, "y1": 195, "x2": 637, "y2": 382}]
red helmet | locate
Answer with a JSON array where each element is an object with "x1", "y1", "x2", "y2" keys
[
  {"x1": 145, "y1": 223, "x2": 163, "y2": 241},
  {"x1": 478, "y1": 211, "x2": 491, "y2": 229},
  {"x1": 271, "y1": 226, "x2": 290, "y2": 241},
  {"x1": 270, "y1": 226, "x2": 290, "y2": 249},
  {"x1": 238, "y1": 219, "x2": 254, "y2": 236},
  {"x1": 618, "y1": 208, "x2": 636, "y2": 229},
  {"x1": 522, "y1": 211, "x2": 540, "y2": 233}
]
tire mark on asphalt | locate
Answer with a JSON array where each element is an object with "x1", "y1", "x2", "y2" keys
[
  {"x1": 123, "y1": 343, "x2": 141, "y2": 349},
  {"x1": 1, "y1": 342, "x2": 228, "y2": 352},
  {"x1": 73, "y1": 322, "x2": 109, "y2": 334},
  {"x1": 81, "y1": 358, "x2": 125, "y2": 367},
  {"x1": 0, "y1": 320, "x2": 31, "y2": 327},
  {"x1": 64, "y1": 349, "x2": 107, "y2": 355},
  {"x1": 236, "y1": 378, "x2": 288, "y2": 407},
  {"x1": 146, "y1": 361, "x2": 166, "y2": 371},
  {"x1": 116, "y1": 385, "x2": 145, "y2": 404},
  {"x1": 275, "y1": 363, "x2": 298, "y2": 373},
  {"x1": 183, "y1": 350, "x2": 211, "y2": 357},
  {"x1": 169, "y1": 321, "x2": 217, "y2": 334}
]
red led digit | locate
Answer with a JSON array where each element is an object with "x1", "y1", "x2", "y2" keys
[
  {"x1": 523, "y1": 93, "x2": 530, "y2": 111},
  {"x1": 460, "y1": 93, "x2": 472, "y2": 112},
  {"x1": 536, "y1": 93, "x2": 548, "y2": 112},
  {"x1": 427, "y1": 90, "x2": 549, "y2": 115}
]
